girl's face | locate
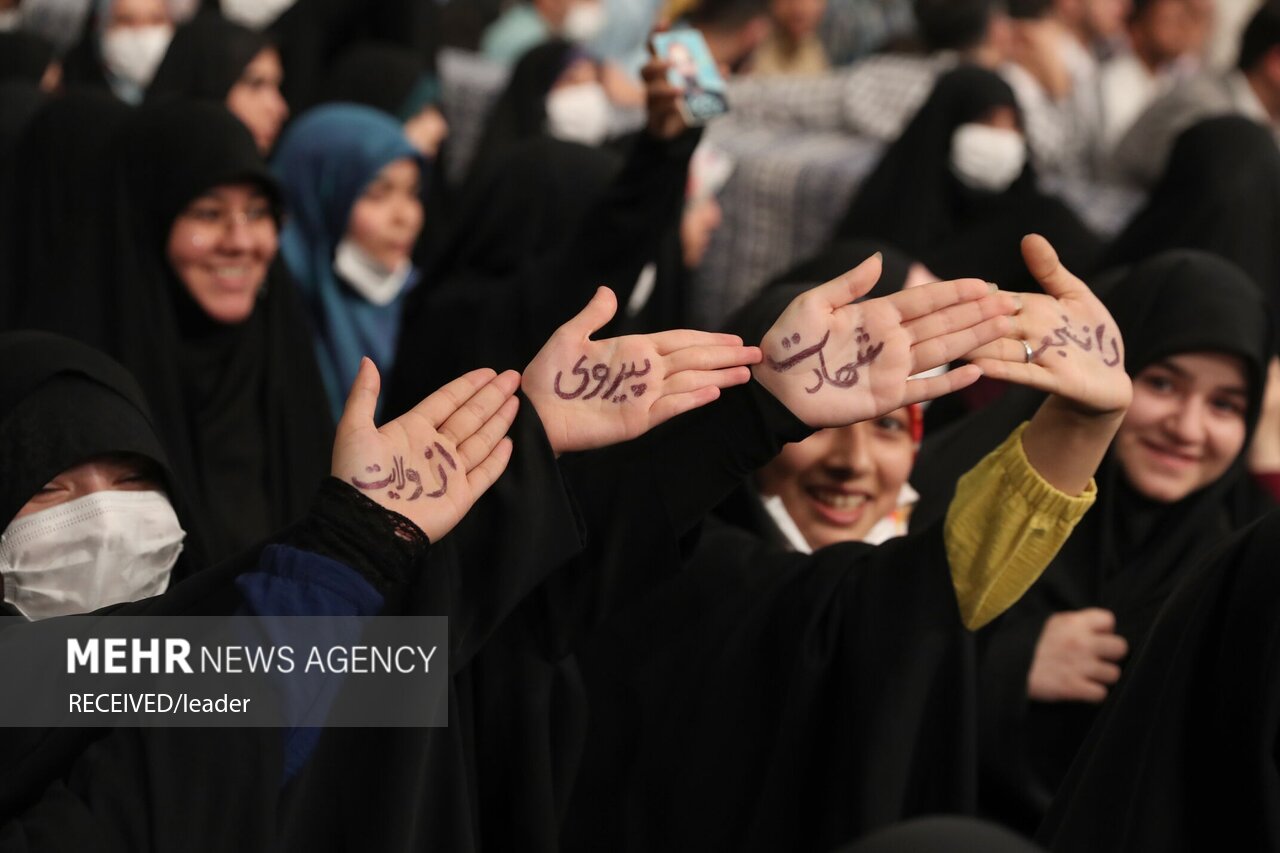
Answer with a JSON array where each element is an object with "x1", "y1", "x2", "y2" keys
[
  {"x1": 166, "y1": 182, "x2": 278, "y2": 324},
  {"x1": 553, "y1": 56, "x2": 601, "y2": 90},
  {"x1": 15, "y1": 454, "x2": 166, "y2": 519},
  {"x1": 1113, "y1": 351, "x2": 1250, "y2": 502},
  {"x1": 755, "y1": 408, "x2": 917, "y2": 549},
  {"x1": 225, "y1": 46, "x2": 289, "y2": 154},
  {"x1": 346, "y1": 158, "x2": 424, "y2": 272}
]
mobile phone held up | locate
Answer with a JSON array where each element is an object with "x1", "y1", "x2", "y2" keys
[{"x1": 652, "y1": 30, "x2": 730, "y2": 127}]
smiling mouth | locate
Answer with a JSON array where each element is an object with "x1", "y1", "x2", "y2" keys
[
  {"x1": 805, "y1": 486, "x2": 871, "y2": 525},
  {"x1": 1140, "y1": 438, "x2": 1199, "y2": 468}
]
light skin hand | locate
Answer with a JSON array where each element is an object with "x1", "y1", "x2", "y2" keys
[
  {"x1": 523, "y1": 287, "x2": 762, "y2": 454},
  {"x1": 752, "y1": 253, "x2": 1018, "y2": 428},
  {"x1": 331, "y1": 358, "x2": 519, "y2": 543},
  {"x1": 1028, "y1": 608, "x2": 1129, "y2": 703},
  {"x1": 966, "y1": 234, "x2": 1134, "y2": 495}
]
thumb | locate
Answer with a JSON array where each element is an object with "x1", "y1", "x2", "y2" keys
[
  {"x1": 813, "y1": 252, "x2": 883, "y2": 311},
  {"x1": 560, "y1": 286, "x2": 619, "y2": 342},
  {"x1": 336, "y1": 357, "x2": 380, "y2": 439},
  {"x1": 1022, "y1": 234, "x2": 1087, "y2": 300}
]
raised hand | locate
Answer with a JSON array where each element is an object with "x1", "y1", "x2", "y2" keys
[
  {"x1": 752, "y1": 253, "x2": 1017, "y2": 428},
  {"x1": 331, "y1": 358, "x2": 519, "y2": 542},
  {"x1": 965, "y1": 235, "x2": 1133, "y2": 417},
  {"x1": 523, "y1": 287, "x2": 761, "y2": 454}
]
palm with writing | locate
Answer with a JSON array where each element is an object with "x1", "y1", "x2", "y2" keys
[
  {"x1": 965, "y1": 235, "x2": 1133, "y2": 417},
  {"x1": 524, "y1": 287, "x2": 761, "y2": 453},
  {"x1": 753, "y1": 254, "x2": 1018, "y2": 428},
  {"x1": 332, "y1": 358, "x2": 520, "y2": 542}
]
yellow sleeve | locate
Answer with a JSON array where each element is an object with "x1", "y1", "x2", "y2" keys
[{"x1": 944, "y1": 422, "x2": 1096, "y2": 631}]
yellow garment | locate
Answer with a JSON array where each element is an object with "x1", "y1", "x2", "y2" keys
[
  {"x1": 751, "y1": 33, "x2": 831, "y2": 77},
  {"x1": 944, "y1": 422, "x2": 1096, "y2": 631}
]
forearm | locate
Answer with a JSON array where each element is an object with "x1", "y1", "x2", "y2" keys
[{"x1": 1021, "y1": 396, "x2": 1124, "y2": 497}]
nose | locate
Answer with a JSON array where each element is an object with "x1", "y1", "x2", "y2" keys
[
  {"x1": 1164, "y1": 394, "x2": 1206, "y2": 445},
  {"x1": 824, "y1": 423, "x2": 873, "y2": 478},
  {"x1": 218, "y1": 212, "x2": 255, "y2": 253}
]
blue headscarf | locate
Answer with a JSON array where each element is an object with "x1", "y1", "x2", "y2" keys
[{"x1": 274, "y1": 103, "x2": 424, "y2": 422}]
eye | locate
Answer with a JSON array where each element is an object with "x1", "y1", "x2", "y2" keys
[
  {"x1": 1210, "y1": 396, "x2": 1246, "y2": 417},
  {"x1": 246, "y1": 201, "x2": 274, "y2": 221},
  {"x1": 184, "y1": 205, "x2": 224, "y2": 223},
  {"x1": 1140, "y1": 373, "x2": 1176, "y2": 394},
  {"x1": 874, "y1": 415, "x2": 907, "y2": 433}
]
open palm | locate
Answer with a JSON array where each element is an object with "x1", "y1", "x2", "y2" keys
[
  {"x1": 331, "y1": 358, "x2": 519, "y2": 542},
  {"x1": 966, "y1": 235, "x2": 1133, "y2": 416},
  {"x1": 524, "y1": 287, "x2": 761, "y2": 453},
  {"x1": 753, "y1": 254, "x2": 1018, "y2": 428}
]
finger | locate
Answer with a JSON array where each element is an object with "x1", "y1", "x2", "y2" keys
[
  {"x1": 808, "y1": 253, "x2": 883, "y2": 311},
  {"x1": 556, "y1": 287, "x2": 619, "y2": 342},
  {"x1": 436, "y1": 370, "x2": 521, "y2": 446},
  {"x1": 1079, "y1": 607, "x2": 1118, "y2": 632},
  {"x1": 882, "y1": 277, "x2": 993, "y2": 323},
  {"x1": 1022, "y1": 234, "x2": 1090, "y2": 300},
  {"x1": 464, "y1": 437, "x2": 515, "y2": 505},
  {"x1": 663, "y1": 366, "x2": 752, "y2": 396},
  {"x1": 902, "y1": 292, "x2": 1019, "y2": 345},
  {"x1": 641, "y1": 58, "x2": 672, "y2": 81},
  {"x1": 647, "y1": 329, "x2": 747, "y2": 354},
  {"x1": 967, "y1": 358, "x2": 1062, "y2": 395},
  {"x1": 908, "y1": 316, "x2": 1013, "y2": 375},
  {"x1": 1072, "y1": 679, "x2": 1108, "y2": 704},
  {"x1": 1093, "y1": 634, "x2": 1130, "y2": 662},
  {"x1": 663, "y1": 344, "x2": 761, "y2": 375},
  {"x1": 455, "y1": 395, "x2": 519, "y2": 472},
  {"x1": 336, "y1": 357, "x2": 380, "y2": 438},
  {"x1": 963, "y1": 337, "x2": 1033, "y2": 363},
  {"x1": 409, "y1": 367, "x2": 501, "y2": 429},
  {"x1": 900, "y1": 364, "x2": 983, "y2": 407},
  {"x1": 1086, "y1": 661, "x2": 1123, "y2": 686},
  {"x1": 647, "y1": 385, "x2": 721, "y2": 428}
]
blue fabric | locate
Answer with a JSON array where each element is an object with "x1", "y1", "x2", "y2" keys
[
  {"x1": 273, "y1": 104, "x2": 424, "y2": 422},
  {"x1": 235, "y1": 543, "x2": 384, "y2": 783},
  {"x1": 481, "y1": 3, "x2": 552, "y2": 63}
]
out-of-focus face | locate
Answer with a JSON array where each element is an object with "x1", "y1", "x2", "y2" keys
[
  {"x1": 1082, "y1": 0, "x2": 1132, "y2": 39},
  {"x1": 1113, "y1": 352, "x2": 1249, "y2": 502},
  {"x1": 553, "y1": 55, "x2": 601, "y2": 89},
  {"x1": 755, "y1": 409, "x2": 916, "y2": 549},
  {"x1": 680, "y1": 196, "x2": 722, "y2": 269},
  {"x1": 225, "y1": 46, "x2": 288, "y2": 154},
  {"x1": 346, "y1": 158, "x2": 424, "y2": 272},
  {"x1": 107, "y1": 0, "x2": 168, "y2": 29},
  {"x1": 980, "y1": 103, "x2": 1021, "y2": 130},
  {"x1": 167, "y1": 182, "x2": 277, "y2": 324},
  {"x1": 15, "y1": 454, "x2": 166, "y2": 520},
  {"x1": 1131, "y1": 0, "x2": 1197, "y2": 65},
  {"x1": 403, "y1": 104, "x2": 449, "y2": 157},
  {"x1": 770, "y1": 0, "x2": 826, "y2": 43}
]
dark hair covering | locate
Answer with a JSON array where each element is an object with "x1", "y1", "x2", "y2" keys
[
  {"x1": 1104, "y1": 116, "x2": 1280, "y2": 339},
  {"x1": 0, "y1": 31, "x2": 56, "y2": 84},
  {"x1": 0, "y1": 89, "x2": 131, "y2": 328},
  {"x1": 1038, "y1": 509, "x2": 1280, "y2": 852},
  {"x1": 908, "y1": 250, "x2": 1276, "y2": 832},
  {"x1": 914, "y1": 0, "x2": 997, "y2": 51},
  {"x1": 0, "y1": 80, "x2": 42, "y2": 158},
  {"x1": 322, "y1": 40, "x2": 440, "y2": 121},
  {"x1": 146, "y1": 10, "x2": 268, "y2": 103},
  {"x1": 0, "y1": 332, "x2": 206, "y2": 578},
  {"x1": 1238, "y1": 0, "x2": 1280, "y2": 70},
  {"x1": 836, "y1": 65, "x2": 1101, "y2": 292},
  {"x1": 685, "y1": 0, "x2": 768, "y2": 28},
  {"x1": 20, "y1": 100, "x2": 332, "y2": 562},
  {"x1": 466, "y1": 38, "x2": 585, "y2": 185}
]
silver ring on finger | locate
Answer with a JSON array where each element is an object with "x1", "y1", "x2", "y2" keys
[{"x1": 1022, "y1": 340, "x2": 1035, "y2": 364}]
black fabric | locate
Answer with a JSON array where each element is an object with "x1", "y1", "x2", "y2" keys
[
  {"x1": 0, "y1": 478, "x2": 427, "y2": 851},
  {"x1": 386, "y1": 130, "x2": 697, "y2": 419},
  {"x1": 839, "y1": 816, "x2": 1047, "y2": 853},
  {"x1": 0, "y1": 331, "x2": 206, "y2": 579},
  {"x1": 1104, "y1": 115, "x2": 1280, "y2": 340},
  {"x1": 0, "y1": 32, "x2": 55, "y2": 83},
  {"x1": 768, "y1": 239, "x2": 915, "y2": 295},
  {"x1": 1038, "y1": 511, "x2": 1280, "y2": 852},
  {"x1": 908, "y1": 250, "x2": 1276, "y2": 833},
  {"x1": 0, "y1": 88, "x2": 130, "y2": 329},
  {"x1": 58, "y1": 9, "x2": 110, "y2": 93},
  {"x1": 18, "y1": 100, "x2": 331, "y2": 563},
  {"x1": 466, "y1": 37, "x2": 579, "y2": 185},
  {"x1": 321, "y1": 40, "x2": 430, "y2": 119},
  {"x1": 147, "y1": 10, "x2": 267, "y2": 103},
  {"x1": 0, "y1": 81, "x2": 42, "y2": 157},
  {"x1": 265, "y1": 0, "x2": 439, "y2": 110},
  {"x1": 835, "y1": 65, "x2": 1101, "y2": 292}
]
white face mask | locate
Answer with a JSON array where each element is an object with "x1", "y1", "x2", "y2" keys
[
  {"x1": 221, "y1": 0, "x2": 298, "y2": 30},
  {"x1": 1, "y1": 491, "x2": 185, "y2": 621},
  {"x1": 949, "y1": 123, "x2": 1028, "y2": 193},
  {"x1": 561, "y1": 2, "x2": 606, "y2": 42},
  {"x1": 100, "y1": 24, "x2": 173, "y2": 89},
  {"x1": 546, "y1": 82, "x2": 611, "y2": 147},
  {"x1": 334, "y1": 238, "x2": 414, "y2": 306}
]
